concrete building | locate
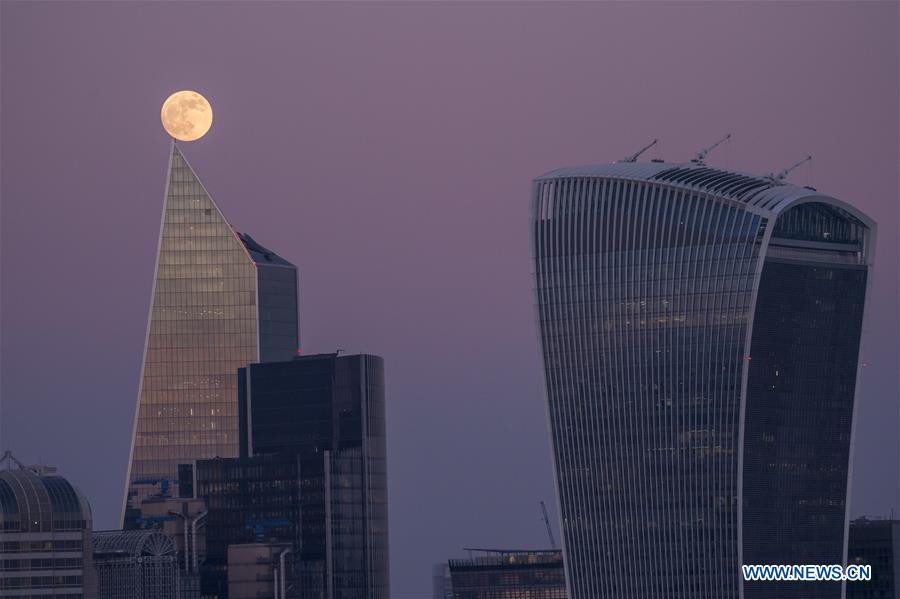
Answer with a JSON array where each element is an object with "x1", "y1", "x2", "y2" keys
[{"x1": 227, "y1": 542, "x2": 292, "y2": 599}]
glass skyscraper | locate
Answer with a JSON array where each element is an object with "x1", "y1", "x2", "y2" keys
[
  {"x1": 123, "y1": 143, "x2": 298, "y2": 521},
  {"x1": 238, "y1": 353, "x2": 390, "y2": 599},
  {"x1": 191, "y1": 353, "x2": 389, "y2": 599},
  {"x1": 530, "y1": 162, "x2": 876, "y2": 598}
]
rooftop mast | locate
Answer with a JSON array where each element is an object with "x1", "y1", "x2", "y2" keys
[{"x1": 540, "y1": 501, "x2": 557, "y2": 549}]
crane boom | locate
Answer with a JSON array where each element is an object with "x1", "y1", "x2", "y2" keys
[
  {"x1": 540, "y1": 501, "x2": 557, "y2": 550},
  {"x1": 692, "y1": 133, "x2": 732, "y2": 166},
  {"x1": 620, "y1": 139, "x2": 658, "y2": 163},
  {"x1": 770, "y1": 155, "x2": 812, "y2": 182}
]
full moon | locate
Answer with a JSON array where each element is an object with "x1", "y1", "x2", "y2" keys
[{"x1": 160, "y1": 90, "x2": 213, "y2": 141}]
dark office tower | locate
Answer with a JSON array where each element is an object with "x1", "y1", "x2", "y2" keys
[
  {"x1": 447, "y1": 550, "x2": 567, "y2": 599},
  {"x1": 846, "y1": 518, "x2": 899, "y2": 598},
  {"x1": 195, "y1": 454, "x2": 301, "y2": 598},
  {"x1": 123, "y1": 143, "x2": 298, "y2": 522},
  {"x1": 239, "y1": 353, "x2": 389, "y2": 599},
  {"x1": 531, "y1": 162, "x2": 876, "y2": 599}
]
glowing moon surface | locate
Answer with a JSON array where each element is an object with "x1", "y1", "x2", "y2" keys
[{"x1": 161, "y1": 90, "x2": 213, "y2": 141}]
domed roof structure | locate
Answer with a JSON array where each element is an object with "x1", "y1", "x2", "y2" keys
[{"x1": 0, "y1": 450, "x2": 92, "y2": 533}]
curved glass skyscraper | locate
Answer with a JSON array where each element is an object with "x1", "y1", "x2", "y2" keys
[
  {"x1": 530, "y1": 162, "x2": 876, "y2": 599},
  {"x1": 123, "y1": 143, "x2": 298, "y2": 521}
]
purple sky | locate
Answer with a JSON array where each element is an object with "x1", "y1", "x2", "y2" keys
[{"x1": 1, "y1": 2, "x2": 897, "y2": 597}]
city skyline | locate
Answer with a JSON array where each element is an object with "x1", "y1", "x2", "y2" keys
[{"x1": 1, "y1": 2, "x2": 898, "y2": 597}]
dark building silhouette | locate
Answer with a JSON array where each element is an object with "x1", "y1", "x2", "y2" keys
[
  {"x1": 846, "y1": 518, "x2": 899, "y2": 599},
  {"x1": 0, "y1": 451, "x2": 95, "y2": 598},
  {"x1": 447, "y1": 550, "x2": 566, "y2": 599},
  {"x1": 195, "y1": 353, "x2": 389, "y2": 599},
  {"x1": 531, "y1": 161, "x2": 876, "y2": 598},
  {"x1": 123, "y1": 143, "x2": 298, "y2": 523},
  {"x1": 194, "y1": 454, "x2": 301, "y2": 598}
]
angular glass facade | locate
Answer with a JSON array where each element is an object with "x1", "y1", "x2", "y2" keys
[
  {"x1": 531, "y1": 163, "x2": 875, "y2": 599},
  {"x1": 124, "y1": 143, "x2": 298, "y2": 519}
]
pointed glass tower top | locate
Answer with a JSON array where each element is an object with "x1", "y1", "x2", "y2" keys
[{"x1": 123, "y1": 144, "x2": 298, "y2": 520}]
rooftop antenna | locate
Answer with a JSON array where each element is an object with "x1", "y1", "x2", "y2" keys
[
  {"x1": 620, "y1": 139, "x2": 658, "y2": 163},
  {"x1": 768, "y1": 155, "x2": 812, "y2": 183},
  {"x1": 691, "y1": 133, "x2": 732, "y2": 166}
]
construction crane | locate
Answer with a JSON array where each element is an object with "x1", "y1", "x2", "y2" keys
[
  {"x1": 620, "y1": 139, "x2": 658, "y2": 163},
  {"x1": 540, "y1": 501, "x2": 557, "y2": 550},
  {"x1": 768, "y1": 155, "x2": 812, "y2": 183},
  {"x1": 691, "y1": 133, "x2": 732, "y2": 166}
]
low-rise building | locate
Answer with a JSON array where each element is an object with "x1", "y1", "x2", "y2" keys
[
  {"x1": 0, "y1": 451, "x2": 95, "y2": 598},
  {"x1": 448, "y1": 549, "x2": 566, "y2": 599},
  {"x1": 93, "y1": 530, "x2": 178, "y2": 599},
  {"x1": 847, "y1": 517, "x2": 900, "y2": 599}
]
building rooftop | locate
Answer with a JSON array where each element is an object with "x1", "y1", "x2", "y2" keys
[
  {"x1": 93, "y1": 529, "x2": 177, "y2": 558},
  {"x1": 534, "y1": 160, "x2": 871, "y2": 225},
  {"x1": 238, "y1": 232, "x2": 295, "y2": 267},
  {"x1": 0, "y1": 450, "x2": 92, "y2": 533}
]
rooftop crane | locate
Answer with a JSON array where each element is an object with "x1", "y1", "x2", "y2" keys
[
  {"x1": 769, "y1": 155, "x2": 812, "y2": 183},
  {"x1": 540, "y1": 501, "x2": 557, "y2": 550},
  {"x1": 620, "y1": 139, "x2": 658, "y2": 163},
  {"x1": 691, "y1": 133, "x2": 732, "y2": 166}
]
